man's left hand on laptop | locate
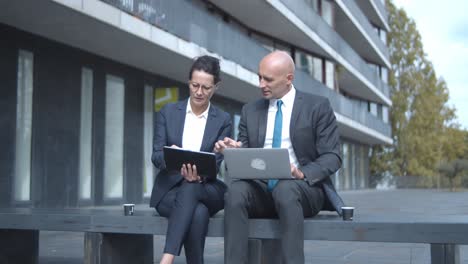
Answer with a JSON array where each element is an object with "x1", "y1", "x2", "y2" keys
[{"x1": 290, "y1": 164, "x2": 304, "y2": 179}]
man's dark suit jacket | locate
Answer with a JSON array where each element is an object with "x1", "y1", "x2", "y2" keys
[
  {"x1": 237, "y1": 90, "x2": 345, "y2": 214},
  {"x1": 150, "y1": 99, "x2": 232, "y2": 208}
]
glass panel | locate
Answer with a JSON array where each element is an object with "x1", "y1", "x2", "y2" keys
[
  {"x1": 155, "y1": 87, "x2": 179, "y2": 111},
  {"x1": 312, "y1": 57, "x2": 323, "y2": 83},
  {"x1": 321, "y1": 0, "x2": 334, "y2": 27},
  {"x1": 304, "y1": 0, "x2": 319, "y2": 12},
  {"x1": 360, "y1": 145, "x2": 367, "y2": 188},
  {"x1": 143, "y1": 85, "x2": 154, "y2": 198},
  {"x1": 342, "y1": 142, "x2": 350, "y2": 190},
  {"x1": 104, "y1": 75, "x2": 125, "y2": 199},
  {"x1": 120, "y1": 0, "x2": 134, "y2": 12},
  {"x1": 381, "y1": 67, "x2": 388, "y2": 84},
  {"x1": 251, "y1": 33, "x2": 274, "y2": 52},
  {"x1": 369, "y1": 102, "x2": 378, "y2": 116},
  {"x1": 79, "y1": 68, "x2": 93, "y2": 200},
  {"x1": 367, "y1": 63, "x2": 380, "y2": 78},
  {"x1": 380, "y1": 29, "x2": 387, "y2": 45},
  {"x1": 377, "y1": 104, "x2": 383, "y2": 119},
  {"x1": 350, "y1": 143, "x2": 356, "y2": 189},
  {"x1": 295, "y1": 52, "x2": 308, "y2": 73},
  {"x1": 14, "y1": 50, "x2": 34, "y2": 201},
  {"x1": 382, "y1": 105, "x2": 389, "y2": 123},
  {"x1": 325, "y1": 60, "x2": 334, "y2": 89}
]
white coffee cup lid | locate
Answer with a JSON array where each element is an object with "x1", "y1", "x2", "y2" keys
[
  {"x1": 123, "y1": 203, "x2": 135, "y2": 206},
  {"x1": 341, "y1": 206, "x2": 355, "y2": 209}
]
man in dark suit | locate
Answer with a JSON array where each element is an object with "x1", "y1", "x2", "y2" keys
[{"x1": 215, "y1": 51, "x2": 344, "y2": 264}]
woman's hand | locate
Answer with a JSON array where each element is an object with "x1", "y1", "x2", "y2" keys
[
  {"x1": 181, "y1": 163, "x2": 202, "y2": 183},
  {"x1": 214, "y1": 137, "x2": 242, "y2": 154}
]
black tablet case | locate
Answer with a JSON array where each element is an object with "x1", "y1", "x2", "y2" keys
[{"x1": 163, "y1": 146, "x2": 217, "y2": 180}]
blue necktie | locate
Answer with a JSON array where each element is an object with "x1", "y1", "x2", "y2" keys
[{"x1": 268, "y1": 100, "x2": 283, "y2": 191}]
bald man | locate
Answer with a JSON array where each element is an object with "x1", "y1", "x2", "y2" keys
[{"x1": 215, "y1": 51, "x2": 344, "y2": 264}]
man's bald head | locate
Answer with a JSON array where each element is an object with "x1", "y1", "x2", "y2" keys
[
  {"x1": 258, "y1": 51, "x2": 295, "y2": 99},
  {"x1": 260, "y1": 51, "x2": 295, "y2": 76}
]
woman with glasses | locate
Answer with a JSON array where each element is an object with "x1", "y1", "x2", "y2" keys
[{"x1": 150, "y1": 55, "x2": 231, "y2": 264}]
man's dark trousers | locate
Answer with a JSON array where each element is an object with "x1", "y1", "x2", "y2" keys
[{"x1": 224, "y1": 179, "x2": 324, "y2": 264}]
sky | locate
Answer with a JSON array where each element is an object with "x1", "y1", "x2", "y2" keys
[{"x1": 392, "y1": 0, "x2": 468, "y2": 129}]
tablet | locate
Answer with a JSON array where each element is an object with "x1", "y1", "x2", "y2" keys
[{"x1": 163, "y1": 146, "x2": 217, "y2": 180}]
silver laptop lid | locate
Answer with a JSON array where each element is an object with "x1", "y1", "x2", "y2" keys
[{"x1": 224, "y1": 148, "x2": 292, "y2": 179}]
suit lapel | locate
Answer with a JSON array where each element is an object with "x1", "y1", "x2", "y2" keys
[
  {"x1": 257, "y1": 100, "x2": 269, "y2": 147},
  {"x1": 200, "y1": 105, "x2": 218, "y2": 152},
  {"x1": 290, "y1": 91, "x2": 304, "y2": 142},
  {"x1": 174, "y1": 100, "x2": 187, "y2": 147}
]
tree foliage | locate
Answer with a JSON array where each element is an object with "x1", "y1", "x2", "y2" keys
[
  {"x1": 370, "y1": 0, "x2": 467, "y2": 188},
  {"x1": 438, "y1": 159, "x2": 468, "y2": 191}
]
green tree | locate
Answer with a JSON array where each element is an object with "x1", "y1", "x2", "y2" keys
[
  {"x1": 438, "y1": 159, "x2": 468, "y2": 191},
  {"x1": 370, "y1": 0, "x2": 461, "y2": 188}
]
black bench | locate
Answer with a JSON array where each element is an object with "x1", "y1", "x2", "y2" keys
[{"x1": 0, "y1": 207, "x2": 467, "y2": 264}]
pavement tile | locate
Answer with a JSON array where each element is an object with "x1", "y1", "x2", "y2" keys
[{"x1": 38, "y1": 189, "x2": 468, "y2": 264}]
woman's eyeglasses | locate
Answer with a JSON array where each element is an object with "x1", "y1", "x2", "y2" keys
[{"x1": 189, "y1": 81, "x2": 216, "y2": 92}]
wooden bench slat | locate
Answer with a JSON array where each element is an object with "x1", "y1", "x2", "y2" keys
[{"x1": 1, "y1": 208, "x2": 468, "y2": 244}]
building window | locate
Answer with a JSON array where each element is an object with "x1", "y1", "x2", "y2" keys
[
  {"x1": 367, "y1": 62, "x2": 380, "y2": 79},
  {"x1": 377, "y1": 104, "x2": 383, "y2": 120},
  {"x1": 350, "y1": 143, "x2": 356, "y2": 189},
  {"x1": 369, "y1": 102, "x2": 378, "y2": 116},
  {"x1": 79, "y1": 68, "x2": 93, "y2": 200},
  {"x1": 321, "y1": 0, "x2": 334, "y2": 27},
  {"x1": 251, "y1": 33, "x2": 274, "y2": 52},
  {"x1": 14, "y1": 49, "x2": 34, "y2": 201},
  {"x1": 143, "y1": 85, "x2": 154, "y2": 198},
  {"x1": 342, "y1": 142, "x2": 350, "y2": 190},
  {"x1": 313, "y1": 57, "x2": 323, "y2": 83},
  {"x1": 305, "y1": 0, "x2": 319, "y2": 12},
  {"x1": 104, "y1": 75, "x2": 125, "y2": 199},
  {"x1": 120, "y1": 0, "x2": 134, "y2": 12},
  {"x1": 381, "y1": 67, "x2": 388, "y2": 84},
  {"x1": 325, "y1": 60, "x2": 335, "y2": 89},
  {"x1": 379, "y1": 29, "x2": 387, "y2": 45},
  {"x1": 295, "y1": 52, "x2": 311, "y2": 74},
  {"x1": 382, "y1": 105, "x2": 389, "y2": 123},
  {"x1": 294, "y1": 51, "x2": 324, "y2": 83}
]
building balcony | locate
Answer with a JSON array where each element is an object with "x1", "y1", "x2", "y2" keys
[
  {"x1": 294, "y1": 70, "x2": 392, "y2": 145},
  {"x1": 335, "y1": 0, "x2": 390, "y2": 68},
  {"x1": 355, "y1": 0, "x2": 389, "y2": 31},
  {"x1": 0, "y1": 0, "x2": 391, "y2": 145},
  {"x1": 209, "y1": 0, "x2": 392, "y2": 106}
]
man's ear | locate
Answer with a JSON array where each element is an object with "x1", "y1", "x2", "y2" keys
[{"x1": 286, "y1": 73, "x2": 294, "y2": 84}]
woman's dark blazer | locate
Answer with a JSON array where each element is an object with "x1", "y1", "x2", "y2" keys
[{"x1": 149, "y1": 99, "x2": 232, "y2": 208}]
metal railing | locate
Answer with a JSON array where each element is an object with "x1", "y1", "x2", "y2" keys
[
  {"x1": 101, "y1": 0, "x2": 269, "y2": 73},
  {"x1": 100, "y1": 0, "x2": 390, "y2": 137},
  {"x1": 294, "y1": 70, "x2": 391, "y2": 136},
  {"x1": 342, "y1": 0, "x2": 389, "y2": 60},
  {"x1": 372, "y1": 0, "x2": 389, "y2": 24},
  {"x1": 279, "y1": 0, "x2": 390, "y2": 98}
]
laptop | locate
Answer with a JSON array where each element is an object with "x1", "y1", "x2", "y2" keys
[{"x1": 223, "y1": 148, "x2": 293, "y2": 179}]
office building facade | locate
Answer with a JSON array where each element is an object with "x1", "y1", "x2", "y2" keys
[{"x1": 0, "y1": 0, "x2": 392, "y2": 207}]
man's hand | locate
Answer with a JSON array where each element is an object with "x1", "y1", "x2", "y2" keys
[
  {"x1": 290, "y1": 164, "x2": 304, "y2": 180},
  {"x1": 214, "y1": 137, "x2": 242, "y2": 154},
  {"x1": 181, "y1": 164, "x2": 201, "y2": 182}
]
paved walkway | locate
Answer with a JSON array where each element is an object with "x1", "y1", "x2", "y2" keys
[{"x1": 38, "y1": 189, "x2": 468, "y2": 264}]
